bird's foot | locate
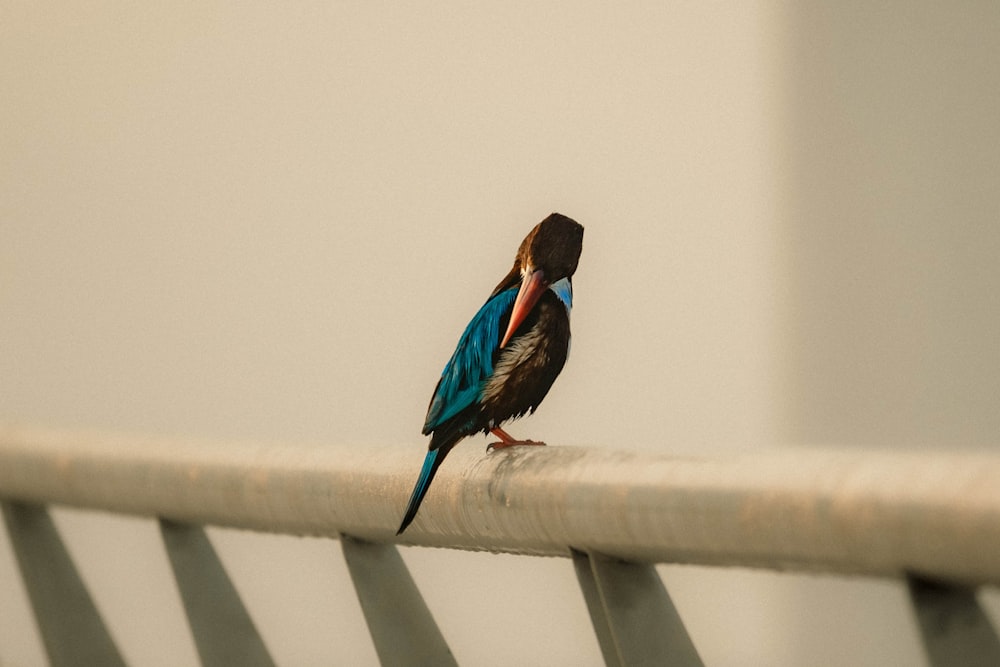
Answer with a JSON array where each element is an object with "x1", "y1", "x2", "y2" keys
[
  {"x1": 487, "y1": 427, "x2": 547, "y2": 451},
  {"x1": 488, "y1": 439, "x2": 546, "y2": 451}
]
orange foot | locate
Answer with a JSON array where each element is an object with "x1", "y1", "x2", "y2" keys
[{"x1": 487, "y1": 427, "x2": 547, "y2": 451}]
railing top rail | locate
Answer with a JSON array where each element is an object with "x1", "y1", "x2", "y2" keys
[{"x1": 1, "y1": 424, "x2": 999, "y2": 584}]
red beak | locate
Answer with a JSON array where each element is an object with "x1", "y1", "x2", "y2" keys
[{"x1": 500, "y1": 269, "x2": 547, "y2": 348}]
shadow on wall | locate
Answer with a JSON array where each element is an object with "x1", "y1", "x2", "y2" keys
[{"x1": 782, "y1": 3, "x2": 1000, "y2": 448}]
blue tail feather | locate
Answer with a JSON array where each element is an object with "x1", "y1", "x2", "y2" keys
[{"x1": 397, "y1": 449, "x2": 443, "y2": 535}]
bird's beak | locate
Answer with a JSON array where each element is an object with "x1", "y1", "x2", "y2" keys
[{"x1": 500, "y1": 269, "x2": 547, "y2": 348}]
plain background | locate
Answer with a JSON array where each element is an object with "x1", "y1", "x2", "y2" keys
[{"x1": 2, "y1": 3, "x2": 998, "y2": 665}]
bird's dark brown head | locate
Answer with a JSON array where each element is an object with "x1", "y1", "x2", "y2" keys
[
  {"x1": 490, "y1": 213, "x2": 584, "y2": 298},
  {"x1": 517, "y1": 213, "x2": 584, "y2": 282}
]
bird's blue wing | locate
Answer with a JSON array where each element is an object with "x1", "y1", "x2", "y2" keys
[{"x1": 423, "y1": 288, "x2": 517, "y2": 432}]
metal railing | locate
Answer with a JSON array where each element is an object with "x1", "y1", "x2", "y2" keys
[{"x1": 1, "y1": 424, "x2": 999, "y2": 665}]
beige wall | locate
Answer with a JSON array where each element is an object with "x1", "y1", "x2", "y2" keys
[
  {"x1": 782, "y1": 3, "x2": 1000, "y2": 448},
  {"x1": 1, "y1": 3, "x2": 997, "y2": 665}
]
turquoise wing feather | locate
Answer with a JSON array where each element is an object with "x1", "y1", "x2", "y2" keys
[{"x1": 423, "y1": 288, "x2": 517, "y2": 433}]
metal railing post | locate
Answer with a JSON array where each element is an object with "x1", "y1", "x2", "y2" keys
[
  {"x1": 341, "y1": 535, "x2": 457, "y2": 667},
  {"x1": 160, "y1": 519, "x2": 277, "y2": 667},
  {"x1": 907, "y1": 574, "x2": 1000, "y2": 667},
  {"x1": 1, "y1": 502, "x2": 127, "y2": 667},
  {"x1": 572, "y1": 549, "x2": 704, "y2": 667}
]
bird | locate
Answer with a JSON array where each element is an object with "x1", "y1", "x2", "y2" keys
[{"x1": 397, "y1": 213, "x2": 584, "y2": 535}]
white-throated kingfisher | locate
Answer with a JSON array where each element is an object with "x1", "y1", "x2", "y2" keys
[{"x1": 397, "y1": 213, "x2": 584, "y2": 534}]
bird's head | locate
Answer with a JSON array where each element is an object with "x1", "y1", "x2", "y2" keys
[
  {"x1": 498, "y1": 213, "x2": 584, "y2": 348},
  {"x1": 516, "y1": 213, "x2": 584, "y2": 284}
]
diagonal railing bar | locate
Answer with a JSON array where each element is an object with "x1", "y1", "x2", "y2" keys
[
  {"x1": 906, "y1": 574, "x2": 1000, "y2": 667},
  {"x1": 341, "y1": 535, "x2": 458, "y2": 666},
  {"x1": 571, "y1": 550, "x2": 622, "y2": 667},
  {"x1": 572, "y1": 549, "x2": 704, "y2": 667},
  {"x1": 160, "y1": 519, "x2": 277, "y2": 667},
  {"x1": 3, "y1": 425, "x2": 1000, "y2": 585},
  {"x1": 1, "y1": 502, "x2": 127, "y2": 667}
]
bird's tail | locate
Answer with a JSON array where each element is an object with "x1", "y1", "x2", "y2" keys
[{"x1": 397, "y1": 448, "x2": 447, "y2": 535}]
